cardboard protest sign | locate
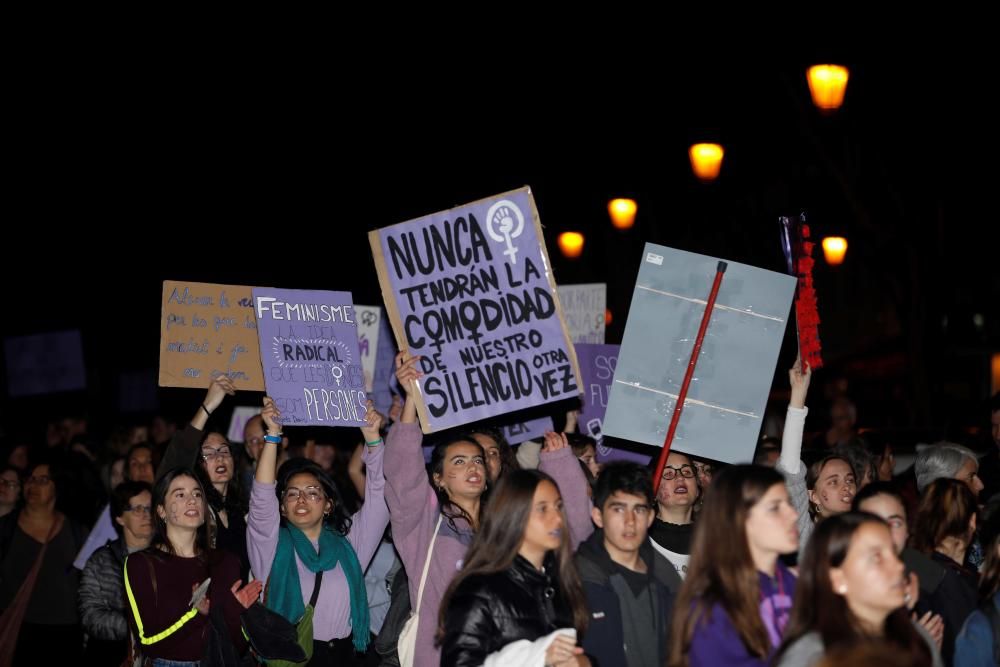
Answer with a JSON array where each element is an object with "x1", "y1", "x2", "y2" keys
[
  {"x1": 5, "y1": 330, "x2": 86, "y2": 397},
  {"x1": 159, "y1": 281, "x2": 264, "y2": 390},
  {"x1": 602, "y1": 244, "x2": 796, "y2": 464},
  {"x1": 370, "y1": 187, "x2": 581, "y2": 433},
  {"x1": 558, "y1": 284, "x2": 606, "y2": 343},
  {"x1": 252, "y1": 288, "x2": 367, "y2": 427}
]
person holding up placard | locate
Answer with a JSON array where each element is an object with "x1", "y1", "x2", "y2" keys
[
  {"x1": 384, "y1": 353, "x2": 593, "y2": 667},
  {"x1": 156, "y1": 375, "x2": 252, "y2": 581},
  {"x1": 249, "y1": 396, "x2": 389, "y2": 665}
]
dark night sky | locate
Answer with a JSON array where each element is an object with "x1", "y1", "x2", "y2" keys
[{"x1": 3, "y1": 50, "x2": 997, "y2": 441}]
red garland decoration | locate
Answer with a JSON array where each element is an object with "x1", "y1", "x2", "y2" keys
[{"x1": 795, "y1": 224, "x2": 823, "y2": 369}]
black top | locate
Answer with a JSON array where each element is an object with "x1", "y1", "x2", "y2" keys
[
  {"x1": 648, "y1": 517, "x2": 693, "y2": 554},
  {"x1": 440, "y1": 553, "x2": 574, "y2": 667}
]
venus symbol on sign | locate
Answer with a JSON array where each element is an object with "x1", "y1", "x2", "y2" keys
[{"x1": 485, "y1": 199, "x2": 525, "y2": 265}]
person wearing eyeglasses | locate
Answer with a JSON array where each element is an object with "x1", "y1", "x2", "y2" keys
[
  {"x1": 649, "y1": 451, "x2": 701, "y2": 580},
  {"x1": 0, "y1": 466, "x2": 21, "y2": 518},
  {"x1": 0, "y1": 456, "x2": 89, "y2": 664},
  {"x1": 79, "y1": 480, "x2": 153, "y2": 665},
  {"x1": 154, "y1": 375, "x2": 253, "y2": 579},
  {"x1": 249, "y1": 396, "x2": 390, "y2": 665}
]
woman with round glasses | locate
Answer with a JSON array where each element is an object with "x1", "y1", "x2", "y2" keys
[
  {"x1": 0, "y1": 456, "x2": 89, "y2": 664},
  {"x1": 79, "y1": 480, "x2": 153, "y2": 665},
  {"x1": 248, "y1": 396, "x2": 390, "y2": 665},
  {"x1": 649, "y1": 451, "x2": 701, "y2": 580}
]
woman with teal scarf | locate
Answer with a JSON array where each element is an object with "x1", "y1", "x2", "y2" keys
[{"x1": 248, "y1": 397, "x2": 391, "y2": 666}]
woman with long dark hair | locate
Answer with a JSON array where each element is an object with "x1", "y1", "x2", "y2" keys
[
  {"x1": 464, "y1": 425, "x2": 519, "y2": 484},
  {"x1": 123, "y1": 467, "x2": 260, "y2": 665},
  {"x1": 385, "y1": 353, "x2": 592, "y2": 667},
  {"x1": 248, "y1": 396, "x2": 390, "y2": 665},
  {"x1": 439, "y1": 469, "x2": 590, "y2": 666},
  {"x1": 156, "y1": 375, "x2": 251, "y2": 579},
  {"x1": 193, "y1": 430, "x2": 250, "y2": 578},
  {"x1": 668, "y1": 464, "x2": 799, "y2": 667},
  {"x1": 910, "y1": 477, "x2": 980, "y2": 662},
  {"x1": 774, "y1": 512, "x2": 940, "y2": 666}
]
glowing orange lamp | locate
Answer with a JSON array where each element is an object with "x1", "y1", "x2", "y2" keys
[
  {"x1": 608, "y1": 198, "x2": 637, "y2": 229},
  {"x1": 822, "y1": 236, "x2": 848, "y2": 265},
  {"x1": 689, "y1": 143, "x2": 724, "y2": 182},
  {"x1": 558, "y1": 232, "x2": 585, "y2": 259},
  {"x1": 807, "y1": 65, "x2": 850, "y2": 111}
]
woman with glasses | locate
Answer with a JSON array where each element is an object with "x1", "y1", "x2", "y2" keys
[
  {"x1": 124, "y1": 467, "x2": 261, "y2": 665},
  {"x1": 157, "y1": 375, "x2": 252, "y2": 579},
  {"x1": 0, "y1": 466, "x2": 21, "y2": 518},
  {"x1": 649, "y1": 451, "x2": 701, "y2": 580},
  {"x1": 249, "y1": 396, "x2": 390, "y2": 666},
  {"x1": 79, "y1": 480, "x2": 153, "y2": 665},
  {"x1": 0, "y1": 456, "x2": 89, "y2": 665}
]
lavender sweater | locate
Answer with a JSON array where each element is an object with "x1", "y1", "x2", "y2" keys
[
  {"x1": 385, "y1": 423, "x2": 593, "y2": 667},
  {"x1": 247, "y1": 443, "x2": 390, "y2": 642}
]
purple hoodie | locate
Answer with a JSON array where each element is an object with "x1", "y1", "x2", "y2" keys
[
  {"x1": 384, "y1": 423, "x2": 592, "y2": 667},
  {"x1": 688, "y1": 560, "x2": 796, "y2": 667}
]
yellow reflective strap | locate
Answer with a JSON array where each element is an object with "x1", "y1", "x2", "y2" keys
[{"x1": 123, "y1": 554, "x2": 201, "y2": 645}]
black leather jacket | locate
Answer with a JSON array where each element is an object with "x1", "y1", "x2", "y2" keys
[{"x1": 440, "y1": 554, "x2": 576, "y2": 667}]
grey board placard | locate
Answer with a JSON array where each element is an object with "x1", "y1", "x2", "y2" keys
[{"x1": 602, "y1": 243, "x2": 796, "y2": 464}]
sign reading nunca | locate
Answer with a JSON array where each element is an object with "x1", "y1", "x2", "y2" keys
[{"x1": 370, "y1": 187, "x2": 581, "y2": 433}]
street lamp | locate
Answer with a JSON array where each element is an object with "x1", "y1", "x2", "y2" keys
[
  {"x1": 807, "y1": 65, "x2": 850, "y2": 111},
  {"x1": 608, "y1": 198, "x2": 637, "y2": 229},
  {"x1": 689, "y1": 143, "x2": 724, "y2": 182},
  {"x1": 558, "y1": 232, "x2": 585, "y2": 259},
  {"x1": 822, "y1": 236, "x2": 848, "y2": 265}
]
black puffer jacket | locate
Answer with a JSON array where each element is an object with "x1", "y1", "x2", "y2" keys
[
  {"x1": 440, "y1": 554, "x2": 576, "y2": 667},
  {"x1": 78, "y1": 537, "x2": 129, "y2": 640}
]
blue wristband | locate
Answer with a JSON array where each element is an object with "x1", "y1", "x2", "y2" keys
[{"x1": 263, "y1": 434, "x2": 282, "y2": 444}]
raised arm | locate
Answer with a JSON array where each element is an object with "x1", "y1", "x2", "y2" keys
[{"x1": 157, "y1": 376, "x2": 235, "y2": 480}]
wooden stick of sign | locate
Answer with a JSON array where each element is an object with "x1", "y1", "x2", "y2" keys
[{"x1": 652, "y1": 261, "x2": 728, "y2": 495}]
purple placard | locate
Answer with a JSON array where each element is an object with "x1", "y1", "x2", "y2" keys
[
  {"x1": 371, "y1": 310, "x2": 398, "y2": 417},
  {"x1": 574, "y1": 343, "x2": 650, "y2": 464},
  {"x1": 498, "y1": 415, "x2": 553, "y2": 445},
  {"x1": 252, "y1": 288, "x2": 367, "y2": 427},
  {"x1": 574, "y1": 343, "x2": 619, "y2": 440},
  {"x1": 5, "y1": 330, "x2": 86, "y2": 397},
  {"x1": 374, "y1": 188, "x2": 579, "y2": 432}
]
